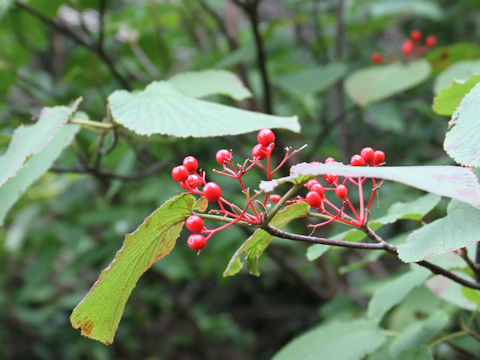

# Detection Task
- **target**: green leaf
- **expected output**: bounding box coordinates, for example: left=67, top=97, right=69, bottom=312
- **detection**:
left=273, top=318, right=386, bottom=360
left=398, top=347, right=433, bottom=360
left=375, top=193, right=441, bottom=224
left=0, top=0, right=12, bottom=21
left=344, top=60, right=431, bottom=107
left=367, top=268, right=430, bottom=323
left=398, top=203, right=480, bottom=263
left=389, top=311, right=448, bottom=357
left=433, top=60, right=480, bottom=94
left=261, top=163, right=480, bottom=209
left=364, top=102, right=404, bottom=134
left=426, top=43, right=480, bottom=75
left=167, top=69, right=252, bottom=101
left=306, top=243, right=329, bottom=261
left=108, top=81, right=300, bottom=137
left=426, top=273, right=479, bottom=310
left=223, top=202, right=309, bottom=277
left=70, top=193, right=196, bottom=344
left=433, top=74, right=480, bottom=115
left=444, top=82, right=480, bottom=167
left=368, top=0, right=443, bottom=20
left=0, top=100, right=80, bottom=187
left=274, top=63, right=347, bottom=99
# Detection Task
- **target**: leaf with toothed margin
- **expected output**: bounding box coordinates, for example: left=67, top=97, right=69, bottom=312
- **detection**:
left=444, top=82, right=480, bottom=167
left=70, top=193, right=196, bottom=345
left=223, top=202, right=309, bottom=277
left=260, top=163, right=480, bottom=208
left=433, top=74, right=480, bottom=115
left=108, top=81, right=300, bottom=137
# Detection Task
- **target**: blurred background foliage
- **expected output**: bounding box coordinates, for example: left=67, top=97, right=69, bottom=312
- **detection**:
left=1, top=0, right=480, bottom=359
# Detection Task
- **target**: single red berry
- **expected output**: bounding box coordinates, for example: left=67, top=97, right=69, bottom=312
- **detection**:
left=179, top=181, right=190, bottom=190
left=425, top=35, right=436, bottom=48
left=311, top=184, right=325, bottom=198
left=410, top=29, right=422, bottom=42
left=305, top=191, right=322, bottom=208
left=203, top=182, right=222, bottom=202
left=216, top=149, right=231, bottom=165
left=186, top=174, right=202, bottom=188
left=183, top=156, right=198, bottom=172
left=324, top=174, right=337, bottom=184
left=373, top=150, right=385, bottom=165
left=360, top=147, right=375, bottom=164
left=325, top=157, right=336, bottom=164
left=402, top=40, right=414, bottom=57
left=335, top=184, right=348, bottom=200
left=186, top=215, right=204, bottom=233
left=269, top=194, right=282, bottom=203
left=172, top=165, right=189, bottom=182
left=187, top=234, right=207, bottom=250
left=371, top=52, right=383, bottom=64
left=252, top=144, right=268, bottom=160
left=305, top=179, right=320, bottom=190
left=350, top=154, right=366, bottom=167
left=257, top=129, right=275, bottom=146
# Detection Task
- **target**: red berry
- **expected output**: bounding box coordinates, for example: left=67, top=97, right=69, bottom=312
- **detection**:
left=373, top=150, right=385, bottom=165
left=324, top=174, right=337, bottom=184
left=257, top=129, right=275, bottom=146
left=311, top=184, right=325, bottom=198
left=187, top=234, right=207, bottom=250
left=335, top=185, right=348, bottom=200
left=203, top=182, right=222, bottom=202
left=216, top=149, right=231, bottom=165
left=402, top=40, right=414, bottom=57
left=179, top=181, right=190, bottom=190
left=305, top=191, right=322, bottom=208
left=350, top=154, right=366, bottom=167
left=425, top=35, right=436, bottom=48
left=410, top=29, right=422, bottom=42
left=269, top=194, right=282, bottom=203
left=371, top=52, right=383, bottom=64
left=305, top=179, right=320, bottom=190
left=325, top=157, right=336, bottom=164
left=183, top=156, right=198, bottom=172
left=360, top=147, right=375, bottom=164
left=186, top=174, right=202, bottom=188
left=186, top=215, right=204, bottom=233
left=172, top=165, right=189, bottom=182
left=252, top=144, right=268, bottom=160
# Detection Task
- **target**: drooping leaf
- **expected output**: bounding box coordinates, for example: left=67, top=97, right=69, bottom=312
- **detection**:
left=389, top=311, right=448, bottom=357
left=273, top=318, right=386, bottom=360
left=274, top=63, right=347, bottom=99
left=367, top=268, right=430, bottom=324
left=433, top=74, right=480, bottom=115
left=260, top=163, right=480, bottom=208
left=223, top=202, right=309, bottom=277
left=70, top=194, right=196, bottom=345
left=426, top=43, right=480, bottom=75
left=344, top=60, right=431, bottom=107
left=167, top=69, right=252, bottom=101
left=398, top=202, right=480, bottom=263
left=426, top=273, right=480, bottom=311
left=444, top=82, right=480, bottom=167
left=0, top=100, right=80, bottom=187
left=108, top=81, right=300, bottom=137
left=433, top=60, right=480, bottom=94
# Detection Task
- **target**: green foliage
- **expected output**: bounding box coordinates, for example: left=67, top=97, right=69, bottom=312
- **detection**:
left=434, top=60, right=480, bottom=94
left=427, top=43, right=480, bottom=75
left=426, top=274, right=480, bottom=311
left=433, top=74, right=480, bottom=115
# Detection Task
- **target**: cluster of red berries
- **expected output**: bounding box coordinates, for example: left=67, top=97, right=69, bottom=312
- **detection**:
left=172, top=129, right=304, bottom=252
left=371, top=30, right=436, bottom=64
left=300, top=147, right=385, bottom=229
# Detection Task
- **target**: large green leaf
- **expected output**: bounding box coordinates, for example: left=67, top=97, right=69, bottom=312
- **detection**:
left=223, top=202, right=309, bottom=277
left=426, top=43, right=480, bottom=75
left=433, top=60, right=480, bottom=94
left=167, top=69, right=252, bottom=101
left=433, top=74, right=480, bottom=115
left=398, top=202, right=480, bottom=263
left=260, top=163, right=480, bottom=208
left=367, top=268, right=430, bottom=323
left=108, top=81, right=300, bottom=137
left=274, top=63, right=347, bottom=99
left=444, top=82, right=480, bottom=167
left=70, top=194, right=196, bottom=344
left=398, top=347, right=433, bottom=360
left=344, top=60, right=431, bottom=107
left=426, top=273, right=479, bottom=311
left=273, top=318, right=386, bottom=360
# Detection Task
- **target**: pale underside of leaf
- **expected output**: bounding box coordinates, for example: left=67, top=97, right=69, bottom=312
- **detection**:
left=426, top=273, right=478, bottom=310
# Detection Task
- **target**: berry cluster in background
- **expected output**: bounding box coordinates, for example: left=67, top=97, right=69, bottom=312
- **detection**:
left=371, top=29, right=436, bottom=64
